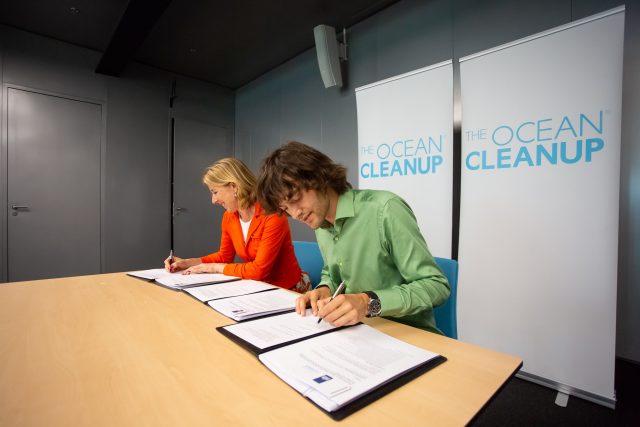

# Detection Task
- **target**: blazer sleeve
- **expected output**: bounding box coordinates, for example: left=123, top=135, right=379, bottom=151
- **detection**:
left=200, top=213, right=237, bottom=264
left=222, top=214, right=288, bottom=280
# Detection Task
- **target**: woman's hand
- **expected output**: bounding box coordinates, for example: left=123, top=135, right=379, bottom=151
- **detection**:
left=164, top=256, right=199, bottom=272
left=183, top=263, right=225, bottom=275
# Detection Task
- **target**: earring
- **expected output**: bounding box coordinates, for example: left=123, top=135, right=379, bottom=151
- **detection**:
left=234, top=192, right=238, bottom=198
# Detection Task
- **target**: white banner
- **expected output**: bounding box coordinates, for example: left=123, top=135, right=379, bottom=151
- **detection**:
left=356, top=62, right=453, bottom=257
left=458, top=7, right=624, bottom=403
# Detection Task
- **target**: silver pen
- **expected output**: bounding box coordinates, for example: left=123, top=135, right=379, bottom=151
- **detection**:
left=317, top=280, right=346, bottom=324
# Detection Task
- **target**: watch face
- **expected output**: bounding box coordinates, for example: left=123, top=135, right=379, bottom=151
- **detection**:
left=368, top=297, right=382, bottom=317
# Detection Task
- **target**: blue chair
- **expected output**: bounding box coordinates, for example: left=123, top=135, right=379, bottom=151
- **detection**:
left=292, top=241, right=324, bottom=288
left=433, top=257, right=459, bottom=339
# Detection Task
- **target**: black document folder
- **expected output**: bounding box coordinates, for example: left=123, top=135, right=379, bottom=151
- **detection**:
left=217, top=312, right=446, bottom=420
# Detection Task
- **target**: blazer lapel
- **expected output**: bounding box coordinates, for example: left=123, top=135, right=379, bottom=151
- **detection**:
left=245, top=202, right=262, bottom=246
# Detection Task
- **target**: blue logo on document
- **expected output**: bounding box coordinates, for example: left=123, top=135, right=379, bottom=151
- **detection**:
left=313, top=375, right=333, bottom=384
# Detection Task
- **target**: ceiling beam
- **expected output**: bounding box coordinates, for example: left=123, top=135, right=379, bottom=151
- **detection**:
left=95, top=0, right=173, bottom=76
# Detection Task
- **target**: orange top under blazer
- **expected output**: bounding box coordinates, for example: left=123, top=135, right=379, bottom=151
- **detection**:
left=200, top=202, right=302, bottom=289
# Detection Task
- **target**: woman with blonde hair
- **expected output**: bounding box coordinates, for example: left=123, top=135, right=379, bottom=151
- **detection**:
left=165, top=157, right=309, bottom=292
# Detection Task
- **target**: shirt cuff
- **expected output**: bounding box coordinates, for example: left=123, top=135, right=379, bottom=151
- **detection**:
left=372, top=288, right=403, bottom=316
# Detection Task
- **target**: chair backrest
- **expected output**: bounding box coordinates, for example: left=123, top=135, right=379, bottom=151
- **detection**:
left=292, top=241, right=324, bottom=288
left=433, top=257, right=459, bottom=339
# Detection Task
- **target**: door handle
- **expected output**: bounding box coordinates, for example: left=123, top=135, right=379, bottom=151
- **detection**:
left=11, top=205, right=30, bottom=210
left=174, top=206, right=187, bottom=215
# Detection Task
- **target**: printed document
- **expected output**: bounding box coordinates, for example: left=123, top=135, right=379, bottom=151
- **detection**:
left=258, top=324, right=441, bottom=412
left=207, top=288, right=298, bottom=321
left=221, top=310, right=339, bottom=350
left=128, top=268, right=237, bottom=289
left=184, top=280, right=276, bottom=302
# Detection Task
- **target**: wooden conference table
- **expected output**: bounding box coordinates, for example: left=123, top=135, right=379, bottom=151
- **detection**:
left=0, top=273, right=521, bottom=426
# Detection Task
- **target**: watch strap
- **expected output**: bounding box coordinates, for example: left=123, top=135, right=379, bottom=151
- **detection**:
left=364, top=291, right=379, bottom=300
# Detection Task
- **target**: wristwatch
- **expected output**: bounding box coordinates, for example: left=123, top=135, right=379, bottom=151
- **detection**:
left=364, top=291, right=382, bottom=318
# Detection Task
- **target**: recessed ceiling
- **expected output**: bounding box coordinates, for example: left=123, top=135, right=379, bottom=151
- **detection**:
left=0, top=0, right=400, bottom=89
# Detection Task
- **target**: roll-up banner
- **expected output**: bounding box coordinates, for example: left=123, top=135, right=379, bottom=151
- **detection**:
left=356, top=61, right=453, bottom=257
left=458, top=7, right=624, bottom=405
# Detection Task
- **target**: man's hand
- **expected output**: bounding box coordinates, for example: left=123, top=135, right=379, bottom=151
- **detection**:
left=295, top=286, right=331, bottom=316
left=316, top=293, right=369, bottom=327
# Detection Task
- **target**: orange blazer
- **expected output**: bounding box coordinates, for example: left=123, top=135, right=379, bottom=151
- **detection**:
left=200, top=202, right=302, bottom=289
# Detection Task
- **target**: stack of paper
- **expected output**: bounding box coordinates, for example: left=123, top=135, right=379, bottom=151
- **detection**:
left=259, top=324, right=443, bottom=415
left=219, top=310, right=338, bottom=352
left=184, top=279, right=277, bottom=302
left=218, top=312, right=445, bottom=420
left=207, top=288, right=298, bottom=321
left=128, top=268, right=238, bottom=290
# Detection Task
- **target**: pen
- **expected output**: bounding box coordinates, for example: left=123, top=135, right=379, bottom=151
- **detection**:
left=317, top=280, right=346, bottom=324
left=169, top=249, right=174, bottom=271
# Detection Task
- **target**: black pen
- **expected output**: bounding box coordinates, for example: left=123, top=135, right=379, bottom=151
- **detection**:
left=317, top=280, right=346, bottom=324
left=168, top=249, right=174, bottom=271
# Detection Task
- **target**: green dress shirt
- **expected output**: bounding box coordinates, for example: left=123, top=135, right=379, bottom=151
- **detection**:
left=315, top=189, right=450, bottom=334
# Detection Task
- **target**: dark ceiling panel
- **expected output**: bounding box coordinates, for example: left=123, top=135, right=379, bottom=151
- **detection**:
left=0, top=0, right=130, bottom=51
left=0, top=0, right=401, bottom=89
left=135, top=0, right=400, bottom=88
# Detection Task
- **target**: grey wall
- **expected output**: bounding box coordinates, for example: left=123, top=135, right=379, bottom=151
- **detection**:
left=0, top=24, right=235, bottom=275
left=103, top=63, right=172, bottom=272
left=234, top=0, right=639, bottom=363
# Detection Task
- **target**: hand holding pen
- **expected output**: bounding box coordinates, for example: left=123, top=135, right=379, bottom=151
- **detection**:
left=317, top=281, right=346, bottom=324
left=164, top=252, right=202, bottom=273
left=164, top=250, right=175, bottom=272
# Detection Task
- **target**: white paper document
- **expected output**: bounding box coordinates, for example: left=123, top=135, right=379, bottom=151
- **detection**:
left=184, top=280, right=277, bottom=302
left=258, top=324, right=441, bottom=412
left=128, top=268, right=238, bottom=289
left=207, top=288, right=298, bottom=321
left=221, top=310, right=339, bottom=350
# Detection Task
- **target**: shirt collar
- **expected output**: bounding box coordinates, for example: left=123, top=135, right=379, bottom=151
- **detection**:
left=335, top=189, right=355, bottom=221
left=321, top=189, right=354, bottom=229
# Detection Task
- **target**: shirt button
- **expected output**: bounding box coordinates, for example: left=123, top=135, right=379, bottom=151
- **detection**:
left=334, top=236, right=338, bottom=241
